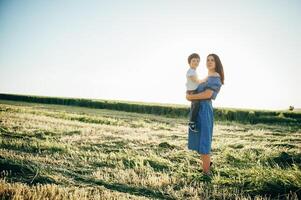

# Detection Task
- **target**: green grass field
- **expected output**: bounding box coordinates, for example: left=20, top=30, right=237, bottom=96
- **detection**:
left=0, top=99, right=300, bottom=200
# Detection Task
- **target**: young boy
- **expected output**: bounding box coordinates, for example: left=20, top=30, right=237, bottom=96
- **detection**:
left=186, top=53, right=207, bottom=132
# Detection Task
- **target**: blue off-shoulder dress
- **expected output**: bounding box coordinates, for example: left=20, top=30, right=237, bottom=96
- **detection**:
left=187, top=76, right=222, bottom=154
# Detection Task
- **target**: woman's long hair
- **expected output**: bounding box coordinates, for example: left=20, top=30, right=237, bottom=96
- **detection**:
left=208, top=54, right=224, bottom=84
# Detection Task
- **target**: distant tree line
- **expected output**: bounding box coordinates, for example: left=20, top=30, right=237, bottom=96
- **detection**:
left=0, top=93, right=300, bottom=125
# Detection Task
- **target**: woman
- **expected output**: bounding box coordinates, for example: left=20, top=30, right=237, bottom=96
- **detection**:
left=186, top=53, right=224, bottom=176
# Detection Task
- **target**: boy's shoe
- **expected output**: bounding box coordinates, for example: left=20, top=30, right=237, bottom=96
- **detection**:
left=188, top=122, right=198, bottom=132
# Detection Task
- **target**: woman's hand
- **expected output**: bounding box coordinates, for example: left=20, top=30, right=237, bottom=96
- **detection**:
left=186, top=93, right=192, bottom=101
left=186, top=89, right=213, bottom=101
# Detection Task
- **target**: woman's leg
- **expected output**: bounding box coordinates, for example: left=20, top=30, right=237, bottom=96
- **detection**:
left=201, top=154, right=211, bottom=173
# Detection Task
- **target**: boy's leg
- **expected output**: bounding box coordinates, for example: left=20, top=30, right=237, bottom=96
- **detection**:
left=190, top=100, right=200, bottom=123
left=187, top=90, right=194, bottom=121
left=189, top=90, right=200, bottom=123
left=187, top=90, right=200, bottom=132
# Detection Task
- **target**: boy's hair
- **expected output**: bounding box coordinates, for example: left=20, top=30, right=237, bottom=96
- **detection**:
left=188, top=53, right=200, bottom=64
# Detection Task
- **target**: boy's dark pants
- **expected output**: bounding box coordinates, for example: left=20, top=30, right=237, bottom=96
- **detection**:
left=187, top=90, right=200, bottom=123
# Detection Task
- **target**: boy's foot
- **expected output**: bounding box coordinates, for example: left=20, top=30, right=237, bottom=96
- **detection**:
left=188, top=122, right=198, bottom=132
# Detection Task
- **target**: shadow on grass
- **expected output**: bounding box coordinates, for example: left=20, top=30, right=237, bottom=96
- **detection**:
left=143, top=159, right=171, bottom=172
left=63, top=170, right=175, bottom=200
left=271, top=143, right=297, bottom=149
left=242, top=179, right=301, bottom=199
left=266, top=152, right=301, bottom=168
left=0, top=139, right=67, bottom=154
left=92, top=161, right=116, bottom=169
left=0, top=126, right=67, bottom=154
left=0, top=156, right=55, bottom=185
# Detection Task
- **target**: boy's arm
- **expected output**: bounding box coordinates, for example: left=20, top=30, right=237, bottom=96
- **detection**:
left=189, top=76, right=208, bottom=84
left=197, top=77, right=208, bottom=84
left=186, top=89, right=213, bottom=100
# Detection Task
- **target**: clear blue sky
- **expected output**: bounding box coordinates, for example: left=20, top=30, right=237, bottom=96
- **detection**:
left=1, top=0, right=300, bottom=110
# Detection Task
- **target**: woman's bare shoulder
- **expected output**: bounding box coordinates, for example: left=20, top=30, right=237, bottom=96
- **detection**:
left=213, top=72, right=220, bottom=77
left=208, top=72, right=220, bottom=78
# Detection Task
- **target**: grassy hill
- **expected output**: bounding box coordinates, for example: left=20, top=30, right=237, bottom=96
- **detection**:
left=0, top=99, right=300, bottom=199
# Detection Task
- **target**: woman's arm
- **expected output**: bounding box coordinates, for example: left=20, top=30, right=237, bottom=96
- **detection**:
left=186, top=89, right=213, bottom=101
